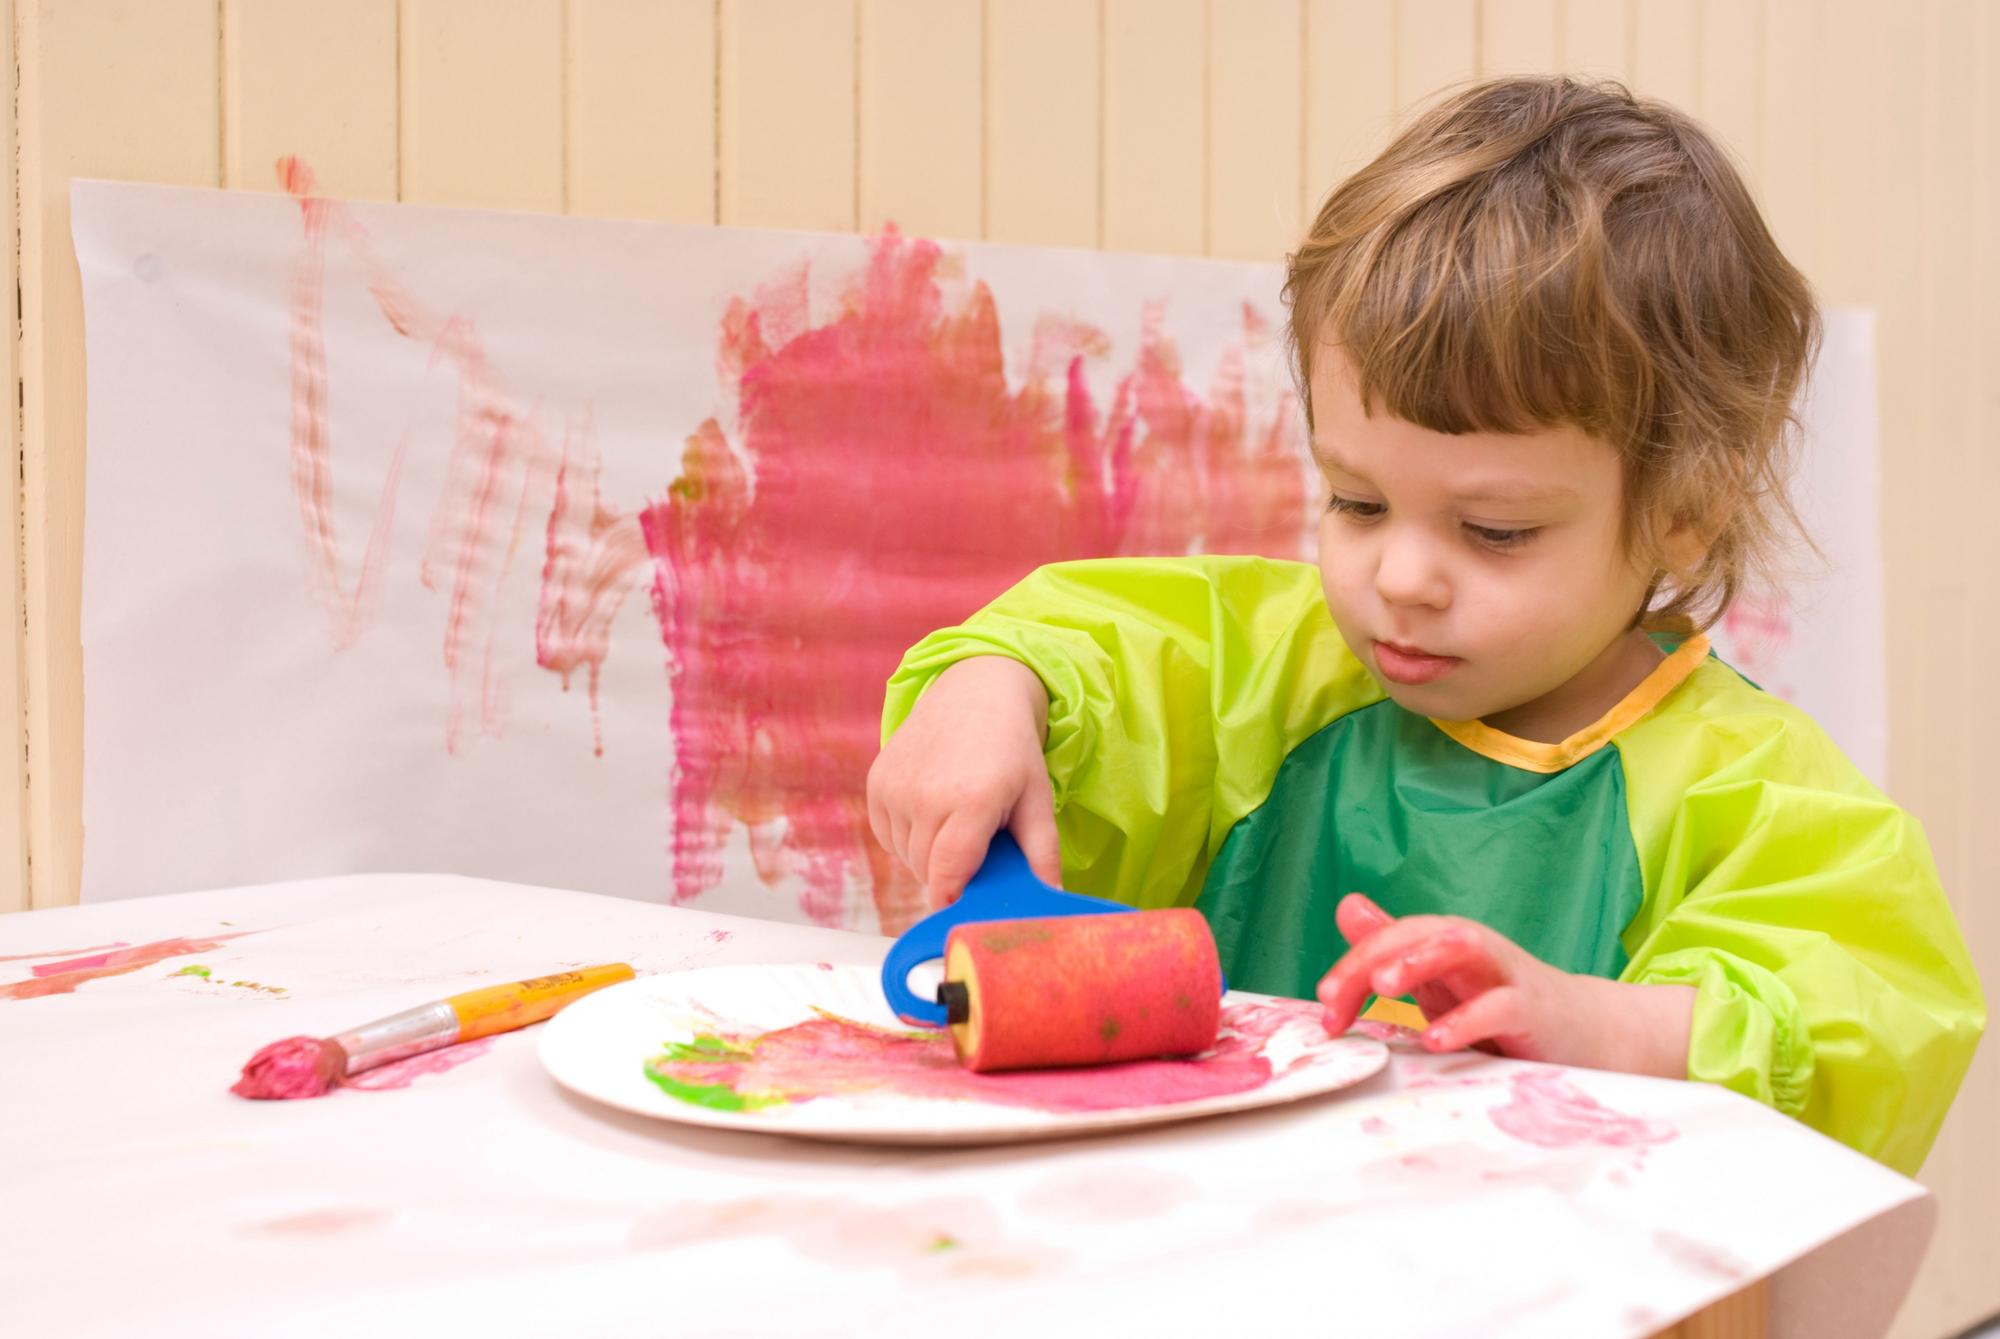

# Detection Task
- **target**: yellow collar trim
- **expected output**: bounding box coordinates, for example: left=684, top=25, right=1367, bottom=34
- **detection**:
left=1428, top=634, right=1711, bottom=774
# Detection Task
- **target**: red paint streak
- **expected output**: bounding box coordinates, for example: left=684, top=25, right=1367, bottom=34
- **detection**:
left=705, top=929, right=733, bottom=944
left=1485, top=1069, right=1676, bottom=1150
left=280, top=157, right=555, bottom=754
left=649, top=997, right=1327, bottom=1114
left=0, top=941, right=129, bottom=964
left=344, top=1037, right=496, bottom=1090
left=640, top=230, right=1305, bottom=929
left=0, top=933, right=257, bottom=1002
left=536, top=411, right=651, bottom=755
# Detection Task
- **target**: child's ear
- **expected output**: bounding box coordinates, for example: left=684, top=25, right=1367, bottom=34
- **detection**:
left=1659, top=502, right=1722, bottom=576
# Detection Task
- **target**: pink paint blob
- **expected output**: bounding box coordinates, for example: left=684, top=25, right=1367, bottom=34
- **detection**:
left=232, top=1035, right=341, bottom=1099
left=1, top=933, right=257, bottom=1002
left=1360, top=1115, right=1391, bottom=1135
left=344, top=1037, right=496, bottom=1090
left=1486, top=1069, right=1677, bottom=1150
left=648, top=998, right=1327, bottom=1115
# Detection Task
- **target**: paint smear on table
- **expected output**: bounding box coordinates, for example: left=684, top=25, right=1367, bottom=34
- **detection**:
left=0, top=941, right=129, bottom=964
left=631, top=1194, right=1063, bottom=1280
left=345, top=1037, right=495, bottom=1090
left=0, top=932, right=258, bottom=1002
left=641, top=997, right=1341, bottom=1114
left=1486, top=1070, right=1676, bottom=1150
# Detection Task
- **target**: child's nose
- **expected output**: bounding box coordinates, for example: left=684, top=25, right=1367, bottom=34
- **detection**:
left=1373, top=528, right=1451, bottom=609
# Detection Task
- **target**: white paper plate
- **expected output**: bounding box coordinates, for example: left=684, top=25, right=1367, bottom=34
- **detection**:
left=540, top=963, right=1389, bottom=1145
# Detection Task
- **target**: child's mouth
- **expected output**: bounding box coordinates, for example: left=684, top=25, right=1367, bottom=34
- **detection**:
left=1372, top=640, right=1462, bottom=686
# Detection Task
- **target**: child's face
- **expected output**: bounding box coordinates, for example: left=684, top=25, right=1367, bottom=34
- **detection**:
left=1309, top=349, right=1657, bottom=728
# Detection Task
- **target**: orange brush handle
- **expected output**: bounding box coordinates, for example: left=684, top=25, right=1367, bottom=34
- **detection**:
left=445, top=963, right=634, bottom=1041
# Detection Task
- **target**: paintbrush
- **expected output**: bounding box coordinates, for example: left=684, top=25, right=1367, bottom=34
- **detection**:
left=231, top=963, right=634, bottom=1099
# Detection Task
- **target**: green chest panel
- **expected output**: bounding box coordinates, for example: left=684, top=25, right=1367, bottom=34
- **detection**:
left=1194, top=700, right=1645, bottom=1000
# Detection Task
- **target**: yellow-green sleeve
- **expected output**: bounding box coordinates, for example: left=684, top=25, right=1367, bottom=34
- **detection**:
left=881, top=555, right=1380, bottom=909
left=1617, top=688, right=1986, bottom=1174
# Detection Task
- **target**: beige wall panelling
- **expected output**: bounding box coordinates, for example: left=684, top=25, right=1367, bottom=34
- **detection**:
left=1895, top=6, right=1996, bottom=1334
left=1303, top=0, right=1396, bottom=217
left=2, top=0, right=25, bottom=915
left=223, top=0, right=399, bottom=199
left=1630, top=0, right=1698, bottom=110
left=720, top=0, right=857, bottom=231
left=1393, top=0, right=1478, bottom=121
left=1102, top=0, right=1206, bottom=256
left=859, top=0, right=982, bottom=239
left=401, top=0, right=565, bottom=210
left=1695, top=0, right=1761, bottom=181
left=1756, top=0, right=1822, bottom=285
left=1208, top=0, right=1304, bottom=262
left=567, top=0, right=717, bottom=223
left=1561, top=0, right=1633, bottom=82
left=17, top=0, right=221, bottom=910
left=1480, top=0, right=1559, bottom=77
left=985, top=0, right=1100, bottom=248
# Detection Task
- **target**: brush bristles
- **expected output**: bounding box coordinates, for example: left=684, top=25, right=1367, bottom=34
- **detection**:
left=230, top=1035, right=348, bottom=1100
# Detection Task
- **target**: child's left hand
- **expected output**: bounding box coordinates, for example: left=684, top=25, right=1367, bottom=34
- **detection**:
left=1316, top=893, right=1694, bottom=1078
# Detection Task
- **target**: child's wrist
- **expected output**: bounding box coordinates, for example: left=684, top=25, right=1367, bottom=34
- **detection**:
left=1572, top=976, right=1695, bottom=1079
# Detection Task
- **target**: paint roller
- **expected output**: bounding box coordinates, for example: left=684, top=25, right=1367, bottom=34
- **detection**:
left=880, top=834, right=1226, bottom=1073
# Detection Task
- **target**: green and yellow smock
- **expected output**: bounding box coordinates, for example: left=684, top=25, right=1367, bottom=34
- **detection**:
left=883, top=555, right=1985, bottom=1174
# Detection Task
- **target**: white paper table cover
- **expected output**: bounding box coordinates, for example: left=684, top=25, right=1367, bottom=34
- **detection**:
left=0, top=875, right=1932, bottom=1338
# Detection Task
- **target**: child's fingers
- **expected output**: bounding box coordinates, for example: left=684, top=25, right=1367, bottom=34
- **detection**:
left=904, top=813, right=943, bottom=902
left=1006, top=779, right=1064, bottom=888
left=1368, top=927, right=1503, bottom=999
left=1315, top=918, right=1449, bottom=1031
left=1419, top=986, right=1527, bottom=1054
left=1335, top=892, right=1395, bottom=945
left=923, top=809, right=998, bottom=906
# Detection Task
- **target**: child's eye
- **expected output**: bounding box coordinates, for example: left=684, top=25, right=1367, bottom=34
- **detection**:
left=1465, top=523, right=1539, bottom=550
left=1326, top=495, right=1385, bottom=520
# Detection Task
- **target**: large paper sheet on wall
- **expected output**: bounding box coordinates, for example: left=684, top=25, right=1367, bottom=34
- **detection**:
left=72, top=175, right=1885, bottom=931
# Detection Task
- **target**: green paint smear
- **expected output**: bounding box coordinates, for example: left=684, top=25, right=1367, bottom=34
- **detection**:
left=642, top=1067, right=786, bottom=1113
left=928, top=1234, right=960, bottom=1253
left=173, top=965, right=211, bottom=978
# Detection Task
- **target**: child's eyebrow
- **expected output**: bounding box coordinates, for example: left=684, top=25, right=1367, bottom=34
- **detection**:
left=1313, top=444, right=1578, bottom=507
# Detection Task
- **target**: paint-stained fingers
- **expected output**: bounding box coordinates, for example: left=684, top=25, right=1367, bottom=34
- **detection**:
left=1419, top=986, right=1528, bottom=1054
left=1369, top=928, right=1505, bottom=1000
left=1315, top=917, right=1465, bottom=1032
left=1335, top=892, right=1395, bottom=945
left=924, top=809, right=997, bottom=907
left=1006, top=776, right=1063, bottom=888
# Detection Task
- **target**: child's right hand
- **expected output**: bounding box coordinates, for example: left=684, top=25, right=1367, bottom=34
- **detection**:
left=867, top=656, right=1062, bottom=909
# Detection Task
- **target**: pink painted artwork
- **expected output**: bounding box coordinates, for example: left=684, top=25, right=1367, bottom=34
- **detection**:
left=1486, top=1069, right=1676, bottom=1151
left=262, top=160, right=1306, bottom=933
left=643, top=998, right=1332, bottom=1116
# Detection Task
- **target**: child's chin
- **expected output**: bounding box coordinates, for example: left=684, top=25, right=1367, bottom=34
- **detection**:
left=1373, top=677, right=1475, bottom=721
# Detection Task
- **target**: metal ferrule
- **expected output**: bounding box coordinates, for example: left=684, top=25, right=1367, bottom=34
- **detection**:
left=330, top=1000, right=461, bottom=1074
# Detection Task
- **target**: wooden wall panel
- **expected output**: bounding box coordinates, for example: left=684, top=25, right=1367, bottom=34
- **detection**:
left=400, top=0, right=565, bottom=210
left=567, top=0, right=717, bottom=223
left=1102, top=0, right=1206, bottom=256
left=1303, top=0, right=1396, bottom=217
left=1208, top=0, right=1304, bottom=262
left=1562, top=0, right=1633, bottom=82
left=16, top=0, right=220, bottom=911
left=859, top=0, right=982, bottom=239
left=1481, top=0, right=1560, bottom=78
left=985, top=0, right=1100, bottom=247
left=2, top=0, right=24, bottom=915
left=719, top=0, right=857, bottom=231
left=1631, top=0, right=1699, bottom=109
left=1393, top=0, right=1477, bottom=119
left=223, top=0, right=398, bottom=199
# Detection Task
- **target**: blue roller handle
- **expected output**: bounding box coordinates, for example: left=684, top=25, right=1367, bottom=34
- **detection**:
left=880, top=832, right=1131, bottom=1027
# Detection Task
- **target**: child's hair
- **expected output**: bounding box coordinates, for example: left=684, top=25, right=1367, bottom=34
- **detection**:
left=1284, top=75, right=1821, bottom=632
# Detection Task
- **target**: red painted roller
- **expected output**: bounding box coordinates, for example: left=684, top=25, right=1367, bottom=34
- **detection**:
left=939, top=909, right=1223, bottom=1073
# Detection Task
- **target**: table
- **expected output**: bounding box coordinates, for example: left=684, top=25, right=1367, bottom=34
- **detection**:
left=1, top=875, right=1934, bottom=1338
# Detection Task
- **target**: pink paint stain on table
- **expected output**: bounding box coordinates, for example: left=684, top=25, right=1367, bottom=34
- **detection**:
left=1, top=933, right=258, bottom=1002
left=345, top=1037, right=496, bottom=1091
left=0, top=942, right=129, bottom=964
left=645, top=997, right=1330, bottom=1115
left=1486, top=1069, right=1676, bottom=1150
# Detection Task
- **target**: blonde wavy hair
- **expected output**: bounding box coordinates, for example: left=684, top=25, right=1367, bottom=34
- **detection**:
left=1285, top=76, right=1821, bottom=633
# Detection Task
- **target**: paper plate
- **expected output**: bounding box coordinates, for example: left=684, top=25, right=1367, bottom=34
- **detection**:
left=540, top=963, right=1389, bottom=1146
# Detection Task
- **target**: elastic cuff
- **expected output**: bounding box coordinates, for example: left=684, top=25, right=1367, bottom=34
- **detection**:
left=1632, top=948, right=1815, bottom=1117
